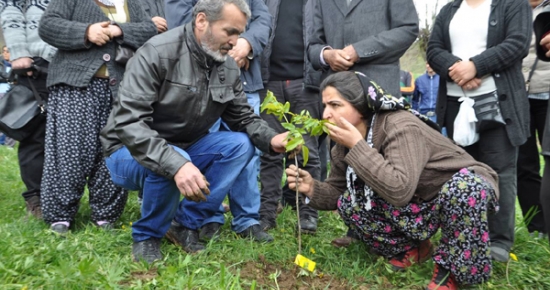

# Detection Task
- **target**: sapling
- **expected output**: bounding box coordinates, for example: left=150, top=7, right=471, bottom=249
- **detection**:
left=260, top=90, right=329, bottom=261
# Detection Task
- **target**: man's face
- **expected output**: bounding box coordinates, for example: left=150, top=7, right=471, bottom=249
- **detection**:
left=2, top=47, right=9, bottom=61
left=196, top=4, right=247, bottom=62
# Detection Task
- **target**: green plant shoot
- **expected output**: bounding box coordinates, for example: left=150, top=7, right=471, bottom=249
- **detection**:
left=260, top=90, right=330, bottom=166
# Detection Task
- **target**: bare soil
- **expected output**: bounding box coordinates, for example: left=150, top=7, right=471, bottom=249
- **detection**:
left=237, top=255, right=374, bottom=289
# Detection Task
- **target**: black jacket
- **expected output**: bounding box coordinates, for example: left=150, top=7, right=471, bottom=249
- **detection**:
left=100, top=23, right=278, bottom=178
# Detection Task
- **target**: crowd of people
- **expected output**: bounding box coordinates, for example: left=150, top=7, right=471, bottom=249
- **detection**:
left=0, top=0, right=549, bottom=289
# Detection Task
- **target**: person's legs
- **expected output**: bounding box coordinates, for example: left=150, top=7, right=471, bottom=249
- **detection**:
left=41, top=86, right=97, bottom=226
left=17, top=75, right=47, bottom=218
left=201, top=92, right=263, bottom=233
left=105, top=146, right=181, bottom=262
left=467, top=127, right=517, bottom=258
left=517, top=99, right=547, bottom=233
left=18, top=117, right=45, bottom=218
left=281, top=83, right=321, bottom=230
left=434, top=168, right=496, bottom=285
left=86, top=79, right=128, bottom=225
left=541, top=156, right=550, bottom=244
left=177, top=132, right=255, bottom=230
left=106, top=146, right=181, bottom=241
left=259, top=81, right=286, bottom=228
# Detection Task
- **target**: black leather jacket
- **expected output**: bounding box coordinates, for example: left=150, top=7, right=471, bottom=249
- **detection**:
left=100, top=23, right=278, bottom=179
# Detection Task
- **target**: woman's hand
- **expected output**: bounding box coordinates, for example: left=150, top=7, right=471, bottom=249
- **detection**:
left=286, top=164, right=314, bottom=198
left=108, top=24, right=123, bottom=38
left=325, top=117, right=363, bottom=149
left=152, top=16, right=167, bottom=33
left=461, top=77, right=482, bottom=91
left=87, top=21, right=111, bottom=46
left=449, top=60, right=477, bottom=86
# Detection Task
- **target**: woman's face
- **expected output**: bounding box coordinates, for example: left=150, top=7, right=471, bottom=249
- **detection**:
left=322, top=86, right=364, bottom=128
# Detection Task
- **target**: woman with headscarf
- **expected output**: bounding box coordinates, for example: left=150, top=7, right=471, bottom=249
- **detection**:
left=286, top=71, right=499, bottom=290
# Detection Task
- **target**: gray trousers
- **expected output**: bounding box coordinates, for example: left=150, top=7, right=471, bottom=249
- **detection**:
left=446, top=97, right=518, bottom=251
left=259, top=79, right=321, bottom=222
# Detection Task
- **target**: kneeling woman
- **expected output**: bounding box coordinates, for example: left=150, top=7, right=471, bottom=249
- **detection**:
left=287, top=71, right=499, bottom=290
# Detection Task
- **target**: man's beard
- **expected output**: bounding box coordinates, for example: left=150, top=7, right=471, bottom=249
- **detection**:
left=200, top=28, right=231, bottom=62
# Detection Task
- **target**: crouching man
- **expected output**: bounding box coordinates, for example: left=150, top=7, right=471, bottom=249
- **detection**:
left=100, top=0, right=287, bottom=263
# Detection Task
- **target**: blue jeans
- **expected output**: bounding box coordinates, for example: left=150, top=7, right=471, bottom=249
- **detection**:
left=203, top=92, right=262, bottom=232
left=105, top=131, right=255, bottom=242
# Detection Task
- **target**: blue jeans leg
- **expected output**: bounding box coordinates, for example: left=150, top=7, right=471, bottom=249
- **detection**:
left=201, top=92, right=262, bottom=233
left=177, top=131, right=255, bottom=230
left=105, top=146, right=186, bottom=242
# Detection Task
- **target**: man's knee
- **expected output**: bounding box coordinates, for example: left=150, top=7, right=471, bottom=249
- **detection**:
left=224, top=133, right=255, bottom=161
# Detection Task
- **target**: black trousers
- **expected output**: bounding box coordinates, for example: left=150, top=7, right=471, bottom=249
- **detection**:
left=16, top=58, right=49, bottom=200
left=540, top=156, right=550, bottom=243
left=517, top=98, right=547, bottom=233
left=259, top=79, right=321, bottom=222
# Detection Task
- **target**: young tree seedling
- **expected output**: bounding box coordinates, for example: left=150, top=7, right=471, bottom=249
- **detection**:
left=260, top=90, right=330, bottom=272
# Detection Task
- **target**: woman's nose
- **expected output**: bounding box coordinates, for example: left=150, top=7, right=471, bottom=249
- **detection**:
left=322, top=108, right=330, bottom=120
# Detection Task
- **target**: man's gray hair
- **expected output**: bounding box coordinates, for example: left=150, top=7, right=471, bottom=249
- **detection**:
left=192, top=0, right=251, bottom=23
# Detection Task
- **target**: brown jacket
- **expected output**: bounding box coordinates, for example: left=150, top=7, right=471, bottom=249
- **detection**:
left=309, top=110, right=499, bottom=209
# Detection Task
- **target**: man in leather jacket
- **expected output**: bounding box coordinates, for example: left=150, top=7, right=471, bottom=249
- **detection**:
left=100, top=0, right=288, bottom=263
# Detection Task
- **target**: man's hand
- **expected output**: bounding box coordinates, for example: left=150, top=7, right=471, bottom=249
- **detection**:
left=323, top=49, right=354, bottom=72
left=228, top=38, right=252, bottom=63
left=270, top=132, right=289, bottom=153
left=152, top=16, right=167, bottom=33
left=174, top=162, right=210, bottom=202
left=87, top=21, right=111, bottom=46
left=325, top=117, right=363, bottom=149
left=461, top=77, right=482, bottom=91
left=449, top=60, right=477, bottom=86
left=11, top=57, right=34, bottom=76
left=342, top=45, right=359, bottom=63
left=236, top=58, right=250, bottom=70
left=541, top=31, right=550, bottom=57
left=285, top=164, right=314, bottom=198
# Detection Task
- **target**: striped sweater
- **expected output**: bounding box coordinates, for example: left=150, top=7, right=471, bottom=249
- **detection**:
left=0, top=0, right=57, bottom=61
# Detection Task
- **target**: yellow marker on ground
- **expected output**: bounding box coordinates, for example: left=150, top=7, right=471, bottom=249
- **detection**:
left=294, top=254, right=316, bottom=272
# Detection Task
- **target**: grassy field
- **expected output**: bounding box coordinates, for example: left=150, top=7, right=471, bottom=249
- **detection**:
left=0, top=144, right=549, bottom=290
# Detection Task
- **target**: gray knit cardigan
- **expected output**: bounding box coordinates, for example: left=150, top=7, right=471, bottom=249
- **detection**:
left=38, top=0, right=157, bottom=97
left=427, top=0, right=532, bottom=147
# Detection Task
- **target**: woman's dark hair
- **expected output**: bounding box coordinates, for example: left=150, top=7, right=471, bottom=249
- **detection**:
left=320, top=71, right=371, bottom=119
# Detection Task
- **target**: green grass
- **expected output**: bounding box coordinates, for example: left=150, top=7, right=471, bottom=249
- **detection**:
left=0, top=145, right=549, bottom=289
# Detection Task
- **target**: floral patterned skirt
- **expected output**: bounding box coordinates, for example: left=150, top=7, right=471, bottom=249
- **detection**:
left=337, top=168, right=499, bottom=285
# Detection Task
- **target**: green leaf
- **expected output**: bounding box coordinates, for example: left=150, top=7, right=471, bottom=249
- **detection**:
left=286, top=137, right=304, bottom=151
left=281, top=123, right=296, bottom=131
left=283, top=102, right=291, bottom=113
left=302, top=145, right=309, bottom=166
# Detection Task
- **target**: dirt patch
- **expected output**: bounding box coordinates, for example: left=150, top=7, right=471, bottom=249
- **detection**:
left=237, top=255, right=370, bottom=289
left=118, top=267, right=158, bottom=286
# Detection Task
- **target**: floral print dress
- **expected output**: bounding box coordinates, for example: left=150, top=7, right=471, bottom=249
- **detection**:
left=336, top=115, right=499, bottom=285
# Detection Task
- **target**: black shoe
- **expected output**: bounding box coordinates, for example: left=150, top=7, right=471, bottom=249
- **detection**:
left=51, top=223, right=69, bottom=235
left=259, top=218, right=276, bottom=231
left=25, top=195, right=42, bottom=220
left=165, top=221, right=205, bottom=253
left=238, top=224, right=274, bottom=243
left=199, top=222, right=222, bottom=242
left=297, top=216, right=317, bottom=234
left=132, top=238, right=162, bottom=263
